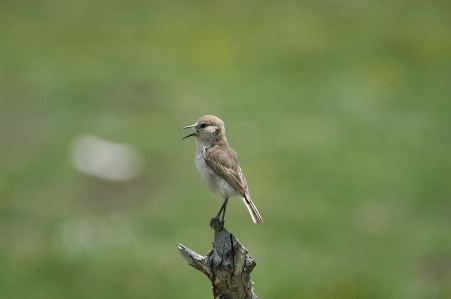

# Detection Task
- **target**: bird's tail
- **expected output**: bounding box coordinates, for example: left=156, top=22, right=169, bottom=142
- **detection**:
left=242, top=197, right=263, bottom=224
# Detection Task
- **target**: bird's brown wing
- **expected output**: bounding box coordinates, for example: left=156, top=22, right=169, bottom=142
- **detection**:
left=204, top=144, right=249, bottom=197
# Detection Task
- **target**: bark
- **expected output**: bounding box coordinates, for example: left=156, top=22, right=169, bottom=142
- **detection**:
left=178, top=221, right=260, bottom=299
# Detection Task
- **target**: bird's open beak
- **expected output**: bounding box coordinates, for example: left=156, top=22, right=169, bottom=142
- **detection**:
left=179, top=124, right=197, bottom=140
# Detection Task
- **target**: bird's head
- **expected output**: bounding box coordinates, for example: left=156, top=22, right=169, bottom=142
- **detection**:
left=180, top=115, right=226, bottom=142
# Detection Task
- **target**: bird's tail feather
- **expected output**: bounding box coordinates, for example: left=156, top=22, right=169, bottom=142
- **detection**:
left=242, top=197, right=263, bottom=224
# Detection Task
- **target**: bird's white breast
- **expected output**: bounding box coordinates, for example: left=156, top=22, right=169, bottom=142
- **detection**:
left=194, top=144, right=239, bottom=199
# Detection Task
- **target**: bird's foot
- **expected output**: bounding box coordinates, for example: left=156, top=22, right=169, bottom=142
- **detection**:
left=210, top=216, right=224, bottom=231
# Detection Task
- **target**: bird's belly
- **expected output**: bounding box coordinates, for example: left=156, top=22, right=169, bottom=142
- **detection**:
left=195, top=154, right=239, bottom=199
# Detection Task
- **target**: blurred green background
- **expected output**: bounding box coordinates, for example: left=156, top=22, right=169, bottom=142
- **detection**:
left=2, top=1, right=451, bottom=298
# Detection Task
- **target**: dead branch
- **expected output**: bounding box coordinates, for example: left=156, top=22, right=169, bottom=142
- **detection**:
left=178, top=223, right=260, bottom=299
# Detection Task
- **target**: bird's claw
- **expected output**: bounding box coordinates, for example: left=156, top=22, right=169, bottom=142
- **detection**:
left=210, top=216, right=224, bottom=231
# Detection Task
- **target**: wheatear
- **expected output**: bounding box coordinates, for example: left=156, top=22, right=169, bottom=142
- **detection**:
left=180, top=115, right=263, bottom=229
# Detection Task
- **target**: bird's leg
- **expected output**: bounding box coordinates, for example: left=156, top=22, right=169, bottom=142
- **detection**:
left=210, top=198, right=229, bottom=230
left=221, top=198, right=229, bottom=222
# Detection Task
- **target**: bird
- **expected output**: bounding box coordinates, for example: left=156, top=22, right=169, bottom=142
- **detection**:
left=180, top=115, right=263, bottom=229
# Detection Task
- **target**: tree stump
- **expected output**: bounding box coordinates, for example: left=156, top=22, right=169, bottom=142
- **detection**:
left=178, top=222, right=260, bottom=299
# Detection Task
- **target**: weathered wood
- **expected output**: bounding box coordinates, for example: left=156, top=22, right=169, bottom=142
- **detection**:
left=178, top=222, right=260, bottom=299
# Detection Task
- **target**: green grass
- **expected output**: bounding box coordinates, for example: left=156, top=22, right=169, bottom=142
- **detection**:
left=2, top=1, right=451, bottom=298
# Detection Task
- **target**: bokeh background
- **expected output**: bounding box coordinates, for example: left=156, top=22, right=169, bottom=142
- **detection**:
left=2, top=1, right=451, bottom=298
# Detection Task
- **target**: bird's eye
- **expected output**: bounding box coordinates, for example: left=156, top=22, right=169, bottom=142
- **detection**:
left=199, top=123, right=207, bottom=128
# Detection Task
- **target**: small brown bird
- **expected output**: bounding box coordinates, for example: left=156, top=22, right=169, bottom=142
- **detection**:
left=180, top=115, right=263, bottom=228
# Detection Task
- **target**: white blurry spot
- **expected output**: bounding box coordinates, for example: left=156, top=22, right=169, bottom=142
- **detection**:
left=60, top=217, right=95, bottom=255
left=71, top=135, right=143, bottom=181
left=57, top=215, right=134, bottom=257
